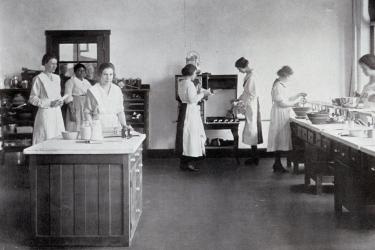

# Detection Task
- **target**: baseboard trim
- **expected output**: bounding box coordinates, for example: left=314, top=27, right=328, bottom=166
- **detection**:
left=146, top=148, right=285, bottom=158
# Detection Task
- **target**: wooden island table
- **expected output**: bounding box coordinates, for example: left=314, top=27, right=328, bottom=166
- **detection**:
left=23, top=133, right=145, bottom=247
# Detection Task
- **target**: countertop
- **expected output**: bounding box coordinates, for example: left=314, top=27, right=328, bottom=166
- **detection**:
left=23, top=133, right=146, bottom=155
left=290, top=117, right=375, bottom=151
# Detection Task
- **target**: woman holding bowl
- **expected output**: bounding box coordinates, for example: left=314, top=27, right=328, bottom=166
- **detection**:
left=267, top=66, right=306, bottom=173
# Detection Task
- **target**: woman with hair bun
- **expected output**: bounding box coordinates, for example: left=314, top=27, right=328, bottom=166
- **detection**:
left=358, top=54, right=375, bottom=106
left=29, top=54, right=65, bottom=144
left=235, top=57, right=263, bottom=166
left=267, top=66, right=306, bottom=173
left=175, top=64, right=211, bottom=172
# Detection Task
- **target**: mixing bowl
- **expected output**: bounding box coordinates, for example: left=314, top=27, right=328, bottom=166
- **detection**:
left=62, top=131, right=79, bottom=140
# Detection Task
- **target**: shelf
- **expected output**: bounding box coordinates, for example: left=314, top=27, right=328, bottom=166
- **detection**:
left=124, top=99, right=145, bottom=102
left=0, top=88, right=31, bottom=93
left=125, top=109, right=144, bottom=112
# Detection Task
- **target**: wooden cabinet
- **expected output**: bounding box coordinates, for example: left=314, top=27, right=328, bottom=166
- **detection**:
left=0, top=88, right=36, bottom=163
left=28, top=144, right=144, bottom=247
left=122, top=85, right=149, bottom=150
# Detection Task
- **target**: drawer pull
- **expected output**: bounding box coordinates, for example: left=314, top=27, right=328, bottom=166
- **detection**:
left=334, top=149, right=338, bottom=153
left=371, top=167, right=375, bottom=172
left=130, top=158, right=136, bottom=162
left=351, top=157, right=355, bottom=161
left=341, top=153, right=345, bottom=157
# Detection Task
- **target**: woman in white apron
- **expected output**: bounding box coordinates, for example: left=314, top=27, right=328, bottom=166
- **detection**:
left=84, top=63, right=128, bottom=130
left=64, top=63, right=92, bottom=132
left=358, top=54, right=375, bottom=108
left=175, top=64, right=211, bottom=172
left=235, top=57, right=263, bottom=166
left=267, top=66, right=306, bottom=173
left=29, top=54, right=65, bottom=144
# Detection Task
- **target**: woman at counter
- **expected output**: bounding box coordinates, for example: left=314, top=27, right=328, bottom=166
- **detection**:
left=235, top=57, right=263, bottom=165
left=29, top=54, right=65, bottom=144
left=358, top=54, right=375, bottom=106
left=64, top=63, right=92, bottom=132
left=84, top=62, right=128, bottom=130
left=267, top=66, right=306, bottom=173
left=175, top=64, right=211, bottom=172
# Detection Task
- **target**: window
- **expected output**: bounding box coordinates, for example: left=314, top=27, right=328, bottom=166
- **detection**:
left=45, top=30, right=110, bottom=80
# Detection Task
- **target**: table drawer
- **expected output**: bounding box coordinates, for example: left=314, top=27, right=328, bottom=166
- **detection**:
left=349, top=148, right=361, bottom=165
left=321, top=137, right=331, bottom=153
left=315, top=133, right=322, bottom=147
left=332, top=142, right=349, bottom=165
left=307, top=130, right=314, bottom=144
left=300, top=127, right=308, bottom=141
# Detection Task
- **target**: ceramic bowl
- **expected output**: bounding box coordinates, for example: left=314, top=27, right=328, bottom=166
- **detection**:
left=62, top=131, right=79, bottom=140
left=293, top=107, right=311, bottom=117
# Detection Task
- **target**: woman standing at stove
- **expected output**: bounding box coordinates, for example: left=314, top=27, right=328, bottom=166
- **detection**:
left=175, top=64, right=211, bottom=172
left=235, top=57, right=263, bottom=165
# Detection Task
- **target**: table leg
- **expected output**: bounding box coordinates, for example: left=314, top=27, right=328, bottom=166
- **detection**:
left=231, top=126, right=240, bottom=165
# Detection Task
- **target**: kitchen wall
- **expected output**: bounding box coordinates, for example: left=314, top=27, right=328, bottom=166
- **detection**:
left=0, top=0, right=356, bottom=149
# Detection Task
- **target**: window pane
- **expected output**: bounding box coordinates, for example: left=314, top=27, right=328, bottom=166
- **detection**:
left=59, top=44, right=76, bottom=61
left=78, top=43, right=97, bottom=61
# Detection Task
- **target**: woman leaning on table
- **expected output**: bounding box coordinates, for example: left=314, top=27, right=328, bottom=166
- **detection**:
left=84, top=62, right=129, bottom=129
left=29, top=54, right=65, bottom=145
left=267, top=66, right=306, bottom=173
left=234, top=57, right=263, bottom=166
left=175, top=64, right=211, bottom=172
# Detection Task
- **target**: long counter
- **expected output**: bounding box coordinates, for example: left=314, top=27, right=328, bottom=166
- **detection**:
left=23, top=134, right=146, bottom=247
left=290, top=117, right=375, bottom=223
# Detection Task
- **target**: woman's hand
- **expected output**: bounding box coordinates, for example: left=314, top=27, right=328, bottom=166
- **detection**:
left=50, top=99, right=63, bottom=108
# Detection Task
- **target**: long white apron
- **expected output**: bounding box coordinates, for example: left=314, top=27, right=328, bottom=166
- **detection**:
left=183, top=103, right=206, bottom=157
left=267, top=81, right=292, bottom=152
left=88, top=84, right=121, bottom=129
left=240, top=73, right=258, bottom=145
left=31, top=73, right=65, bottom=145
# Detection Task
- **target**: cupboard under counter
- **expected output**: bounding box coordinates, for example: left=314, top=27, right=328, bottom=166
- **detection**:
left=23, top=135, right=145, bottom=247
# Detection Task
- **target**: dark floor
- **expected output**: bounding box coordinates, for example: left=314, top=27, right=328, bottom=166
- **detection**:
left=1, top=153, right=375, bottom=250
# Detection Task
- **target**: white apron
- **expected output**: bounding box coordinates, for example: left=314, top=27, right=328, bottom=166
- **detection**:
left=182, top=103, right=206, bottom=157
left=86, top=84, right=121, bottom=129
left=267, top=81, right=292, bottom=152
left=30, top=73, right=65, bottom=145
left=239, top=72, right=258, bottom=145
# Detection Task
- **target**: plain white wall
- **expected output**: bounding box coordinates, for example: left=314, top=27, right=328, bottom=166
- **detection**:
left=0, top=0, right=354, bottom=149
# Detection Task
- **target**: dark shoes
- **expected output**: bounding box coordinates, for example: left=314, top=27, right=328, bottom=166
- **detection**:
left=244, top=157, right=259, bottom=166
left=180, top=163, right=199, bottom=172
left=273, top=163, right=288, bottom=173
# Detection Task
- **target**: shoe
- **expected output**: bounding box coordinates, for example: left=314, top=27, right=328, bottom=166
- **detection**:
left=187, top=164, right=199, bottom=172
left=244, top=158, right=259, bottom=166
left=273, top=163, right=288, bottom=173
left=180, top=163, right=188, bottom=171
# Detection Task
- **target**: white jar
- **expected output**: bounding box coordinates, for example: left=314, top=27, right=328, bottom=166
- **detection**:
left=90, top=120, right=103, bottom=141
left=80, top=121, right=91, bottom=140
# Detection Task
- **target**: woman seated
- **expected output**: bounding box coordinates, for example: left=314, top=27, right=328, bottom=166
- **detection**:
left=64, top=63, right=92, bottom=132
left=84, top=63, right=129, bottom=130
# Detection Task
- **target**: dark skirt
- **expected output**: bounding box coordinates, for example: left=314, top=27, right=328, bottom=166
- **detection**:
left=256, top=98, right=264, bottom=144
left=175, top=103, right=187, bottom=157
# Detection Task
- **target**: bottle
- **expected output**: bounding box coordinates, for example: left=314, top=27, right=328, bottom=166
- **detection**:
left=90, top=119, right=103, bottom=141
left=80, top=121, right=91, bottom=140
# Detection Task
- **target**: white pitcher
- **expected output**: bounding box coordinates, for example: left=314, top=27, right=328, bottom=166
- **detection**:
left=80, top=121, right=91, bottom=140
